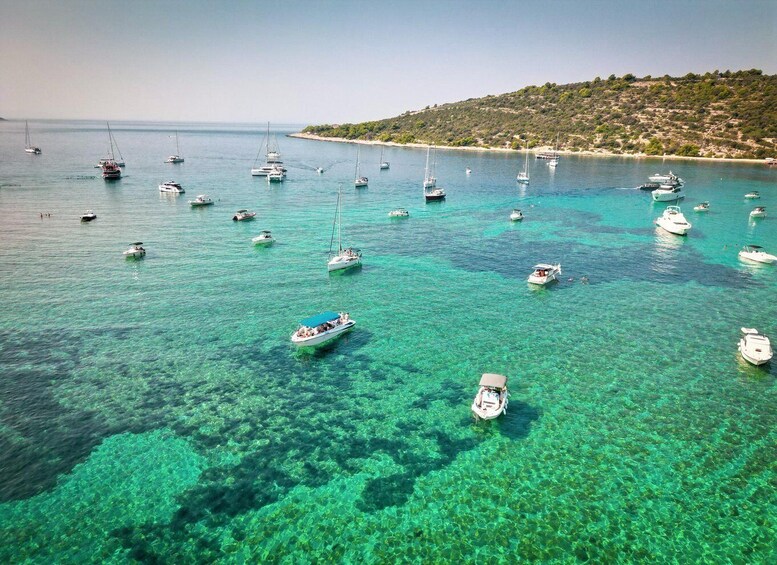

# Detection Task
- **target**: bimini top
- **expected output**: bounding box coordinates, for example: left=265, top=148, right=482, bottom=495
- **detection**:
left=479, top=373, right=507, bottom=389
left=299, top=311, right=340, bottom=328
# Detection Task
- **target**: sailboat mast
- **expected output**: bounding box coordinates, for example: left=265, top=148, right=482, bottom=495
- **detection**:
left=424, top=146, right=430, bottom=183
left=25, top=121, right=30, bottom=147
left=337, top=184, right=343, bottom=252
left=107, top=122, right=115, bottom=159
left=176, top=131, right=181, bottom=155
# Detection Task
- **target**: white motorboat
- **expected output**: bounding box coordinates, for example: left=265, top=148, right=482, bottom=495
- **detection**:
left=465, top=167, right=472, bottom=175
left=750, top=206, right=767, bottom=218
left=189, top=194, right=214, bottom=207
left=693, top=201, right=710, bottom=212
left=165, top=130, right=184, bottom=163
left=655, top=205, right=692, bottom=235
left=471, top=373, right=509, bottom=420
left=159, top=180, right=185, bottom=193
left=233, top=209, right=256, bottom=221
left=528, top=263, right=561, bottom=285
left=252, top=230, right=275, bottom=245
left=744, top=191, right=760, bottom=199
left=123, top=242, right=146, bottom=258
left=649, top=171, right=683, bottom=184
left=425, top=188, right=446, bottom=202
left=328, top=185, right=362, bottom=272
left=24, top=121, right=42, bottom=154
left=510, top=209, right=524, bottom=221
left=267, top=166, right=286, bottom=182
left=388, top=208, right=409, bottom=217
left=651, top=186, right=685, bottom=201
left=315, top=167, right=324, bottom=174
left=80, top=210, right=97, bottom=222
left=738, top=244, right=777, bottom=264
left=291, top=311, right=355, bottom=347
left=738, top=328, right=773, bottom=366
left=354, top=147, right=368, bottom=187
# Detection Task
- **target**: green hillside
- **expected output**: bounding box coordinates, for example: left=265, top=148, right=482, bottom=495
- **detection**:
left=304, top=69, right=776, bottom=159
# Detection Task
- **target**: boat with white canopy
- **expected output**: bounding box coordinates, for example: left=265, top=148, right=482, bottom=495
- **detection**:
left=159, top=180, right=185, bottom=193
left=291, top=311, right=355, bottom=347
left=655, top=205, right=691, bottom=235
left=471, top=373, right=509, bottom=420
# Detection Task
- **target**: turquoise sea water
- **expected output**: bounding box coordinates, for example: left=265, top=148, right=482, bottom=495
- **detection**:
left=0, top=120, right=775, bottom=563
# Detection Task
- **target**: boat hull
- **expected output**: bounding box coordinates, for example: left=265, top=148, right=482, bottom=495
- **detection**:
left=652, top=190, right=685, bottom=202
left=291, top=320, right=355, bottom=347
left=327, top=256, right=361, bottom=272
left=738, top=251, right=777, bottom=264
left=739, top=341, right=772, bottom=365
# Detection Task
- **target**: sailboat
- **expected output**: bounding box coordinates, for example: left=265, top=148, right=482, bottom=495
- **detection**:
left=379, top=147, right=389, bottom=170
left=165, top=131, right=184, bottom=163
left=548, top=134, right=559, bottom=169
left=423, top=146, right=445, bottom=201
left=328, top=185, right=362, bottom=272
left=251, top=122, right=287, bottom=176
left=354, top=147, right=368, bottom=187
left=516, top=139, right=529, bottom=183
left=24, top=121, right=41, bottom=154
left=98, top=122, right=125, bottom=167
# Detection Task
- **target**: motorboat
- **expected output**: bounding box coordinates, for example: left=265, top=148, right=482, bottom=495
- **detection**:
left=744, top=191, right=760, bottom=199
left=471, top=373, right=509, bottom=420
left=693, top=201, right=710, bottom=212
left=166, top=130, right=184, bottom=163
left=655, top=205, right=692, bottom=235
left=738, top=244, right=777, bottom=264
left=651, top=186, right=685, bottom=201
left=750, top=207, right=767, bottom=218
left=510, top=209, right=524, bottom=221
left=233, top=209, right=256, bottom=221
left=24, top=121, right=41, bottom=154
left=291, top=311, right=355, bottom=347
left=465, top=167, right=472, bottom=175
left=388, top=208, right=409, bottom=217
left=528, top=263, right=561, bottom=285
left=315, top=167, right=324, bottom=174
left=738, top=328, right=773, bottom=366
left=101, top=159, right=121, bottom=180
left=648, top=171, right=683, bottom=184
left=267, top=166, right=286, bottom=182
left=252, top=230, right=275, bottom=245
left=80, top=210, right=97, bottom=222
left=123, top=242, right=146, bottom=258
left=328, top=185, right=362, bottom=272
left=189, top=194, right=214, bottom=207
left=159, top=180, right=185, bottom=193
left=424, top=188, right=446, bottom=202
left=638, top=182, right=661, bottom=191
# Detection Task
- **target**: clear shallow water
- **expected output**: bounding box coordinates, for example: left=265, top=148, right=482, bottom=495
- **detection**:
left=0, top=120, right=775, bottom=562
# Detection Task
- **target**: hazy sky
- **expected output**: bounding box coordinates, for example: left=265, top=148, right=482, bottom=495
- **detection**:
left=1, top=0, right=775, bottom=124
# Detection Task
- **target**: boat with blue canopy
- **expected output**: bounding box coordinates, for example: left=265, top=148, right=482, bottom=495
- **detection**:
left=291, top=311, right=355, bottom=347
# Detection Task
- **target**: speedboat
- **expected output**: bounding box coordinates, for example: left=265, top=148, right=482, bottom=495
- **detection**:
left=655, top=205, right=692, bottom=235
left=80, top=210, right=97, bottom=222
left=252, top=230, right=274, bottom=245
left=291, top=311, right=355, bottom=347
left=750, top=207, right=767, bottom=218
left=354, top=176, right=368, bottom=188
left=528, top=263, right=561, bottom=285
left=738, top=244, right=777, bottom=264
left=101, top=160, right=121, bottom=180
left=189, top=194, right=213, bottom=207
left=123, top=242, right=146, bottom=258
left=267, top=166, right=286, bottom=182
left=651, top=186, right=685, bottom=202
left=165, top=155, right=184, bottom=164
left=471, top=373, right=509, bottom=420
left=744, top=191, right=760, bottom=199
left=159, top=180, right=184, bottom=193
left=424, top=188, right=446, bottom=202
left=738, top=328, right=773, bottom=366
left=510, top=209, right=524, bottom=221
left=388, top=208, right=409, bottom=217
left=327, top=247, right=362, bottom=272
left=649, top=171, right=683, bottom=184
left=693, top=201, right=710, bottom=212
left=233, top=209, right=256, bottom=221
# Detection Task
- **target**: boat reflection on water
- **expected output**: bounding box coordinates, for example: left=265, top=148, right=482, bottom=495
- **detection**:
left=650, top=226, right=684, bottom=276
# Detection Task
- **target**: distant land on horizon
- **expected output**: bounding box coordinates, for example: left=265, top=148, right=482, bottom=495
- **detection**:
left=304, top=69, right=776, bottom=160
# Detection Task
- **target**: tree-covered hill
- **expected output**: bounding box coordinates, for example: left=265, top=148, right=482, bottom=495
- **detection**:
left=304, top=70, right=776, bottom=159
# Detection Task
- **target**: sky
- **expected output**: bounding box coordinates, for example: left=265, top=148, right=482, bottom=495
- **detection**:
left=1, top=0, right=775, bottom=125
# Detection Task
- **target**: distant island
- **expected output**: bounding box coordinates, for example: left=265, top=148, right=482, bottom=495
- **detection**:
left=300, top=69, right=776, bottom=160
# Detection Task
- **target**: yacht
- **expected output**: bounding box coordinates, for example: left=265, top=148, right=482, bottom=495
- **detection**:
left=24, top=121, right=42, bottom=154
left=159, top=180, right=185, bottom=193
left=516, top=141, right=530, bottom=183
left=267, top=166, right=286, bottom=182
left=471, top=373, right=509, bottom=420
left=651, top=186, right=685, bottom=202
left=750, top=206, right=767, bottom=218
left=189, top=194, right=214, bottom=207
left=738, top=328, right=773, bottom=366
left=423, top=146, right=446, bottom=201
left=291, top=311, right=355, bottom=347
left=328, top=185, right=362, bottom=272
left=738, top=245, right=777, bottom=264
left=424, top=146, right=438, bottom=189
left=510, top=209, right=524, bottom=221
left=165, top=131, right=184, bottom=163
left=379, top=147, right=389, bottom=170
left=693, top=201, right=710, bottom=212
left=354, top=147, right=368, bottom=187
left=655, top=205, right=692, bottom=235
left=233, top=209, right=256, bottom=221
left=528, top=263, right=561, bottom=285
left=101, top=160, right=121, bottom=180
left=80, top=210, right=97, bottom=222
left=649, top=171, right=683, bottom=184
left=388, top=208, right=409, bottom=217
left=104, top=122, right=125, bottom=167
left=744, top=191, right=760, bottom=199
left=123, top=242, right=146, bottom=258
left=252, top=230, right=275, bottom=245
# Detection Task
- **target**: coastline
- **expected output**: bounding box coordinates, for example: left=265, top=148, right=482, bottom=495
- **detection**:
left=288, top=132, right=771, bottom=165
